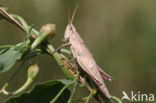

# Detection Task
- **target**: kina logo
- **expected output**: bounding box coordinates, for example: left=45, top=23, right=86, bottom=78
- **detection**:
left=121, top=91, right=155, bottom=102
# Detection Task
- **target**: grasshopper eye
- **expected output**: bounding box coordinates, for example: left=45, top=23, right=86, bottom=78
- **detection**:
left=69, top=26, right=72, bottom=30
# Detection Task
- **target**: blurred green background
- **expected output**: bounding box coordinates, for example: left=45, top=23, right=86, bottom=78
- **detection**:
left=0, top=0, right=156, bottom=103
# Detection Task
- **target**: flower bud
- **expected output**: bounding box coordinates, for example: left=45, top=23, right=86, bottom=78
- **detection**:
left=40, top=24, right=56, bottom=40
left=31, top=24, right=56, bottom=50
left=27, top=64, right=39, bottom=79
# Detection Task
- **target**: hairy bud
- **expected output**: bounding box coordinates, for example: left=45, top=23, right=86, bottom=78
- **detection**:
left=31, top=24, right=56, bottom=50
left=40, top=24, right=56, bottom=40
left=27, top=64, right=39, bottom=79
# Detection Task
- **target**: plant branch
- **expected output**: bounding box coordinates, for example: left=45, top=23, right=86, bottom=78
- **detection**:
left=0, top=7, right=114, bottom=103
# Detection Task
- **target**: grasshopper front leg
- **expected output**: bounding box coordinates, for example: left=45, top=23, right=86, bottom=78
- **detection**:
left=51, top=43, right=71, bottom=54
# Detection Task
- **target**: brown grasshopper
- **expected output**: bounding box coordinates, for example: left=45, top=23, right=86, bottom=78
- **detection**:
left=63, top=5, right=113, bottom=99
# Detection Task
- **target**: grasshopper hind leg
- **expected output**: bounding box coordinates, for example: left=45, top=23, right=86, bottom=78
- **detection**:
left=76, top=62, right=102, bottom=86
left=98, top=66, right=113, bottom=82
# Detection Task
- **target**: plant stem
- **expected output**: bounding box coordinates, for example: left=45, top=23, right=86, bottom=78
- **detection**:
left=50, top=80, right=75, bottom=103
left=46, top=43, right=75, bottom=79
left=0, top=8, right=111, bottom=103
left=83, top=89, right=95, bottom=103
left=12, top=78, right=33, bottom=95
left=111, top=96, right=122, bottom=103
left=0, top=45, right=16, bottom=49
left=67, top=72, right=79, bottom=103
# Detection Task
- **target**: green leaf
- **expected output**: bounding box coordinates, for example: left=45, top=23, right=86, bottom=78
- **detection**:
left=0, top=48, right=22, bottom=72
left=5, top=80, right=71, bottom=103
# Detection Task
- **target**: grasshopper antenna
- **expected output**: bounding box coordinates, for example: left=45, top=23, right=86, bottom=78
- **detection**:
left=70, top=4, right=78, bottom=24
left=68, top=7, right=71, bottom=25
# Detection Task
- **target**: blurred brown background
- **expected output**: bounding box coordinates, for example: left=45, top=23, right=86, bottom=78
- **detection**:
left=0, top=0, right=156, bottom=103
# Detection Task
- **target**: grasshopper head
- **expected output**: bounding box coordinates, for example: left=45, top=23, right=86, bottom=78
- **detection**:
left=65, top=4, right=78, bottom=41
left=64, top=24, right=76, bottom=41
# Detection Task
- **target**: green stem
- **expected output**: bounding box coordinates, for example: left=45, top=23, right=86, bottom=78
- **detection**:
left=0, top=8, right=75, bottom=80
left=12, top=78, right=33, bottom=95
left=11, top=14, right=29, bottom=35
left=0, top=45, right=16, bottom=49
left=111, top=96, right=122, bottom=103
left=0, top=83, right=9, bottom=95
left=0, top=61, right=25, bottom=95
left=67, top=81, right=77, bottom=103
left=50, top=80, right=75, bottom=103
left=67, top=73, right=79, bottom=103
left=51, top=72, right=79, bottom=103
left=29, top=25, right=75, bottom=79
left=29, top=25, right=75, bottom=80
left=47, top=44, right=75, bottom=79
left=31, top=34, right=46, bottom=50
left=83, top=89, right=95, bottom=103
left=11, top=64, right=39, bottom=95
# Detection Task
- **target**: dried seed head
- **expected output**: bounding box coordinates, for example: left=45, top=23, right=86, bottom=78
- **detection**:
left=28, top=64, right=39, bottom=79
left=40, top=24, right=56, bottom=40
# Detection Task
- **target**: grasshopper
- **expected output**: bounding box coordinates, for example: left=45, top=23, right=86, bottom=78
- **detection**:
left=63, top=5, right=113, bottom=99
